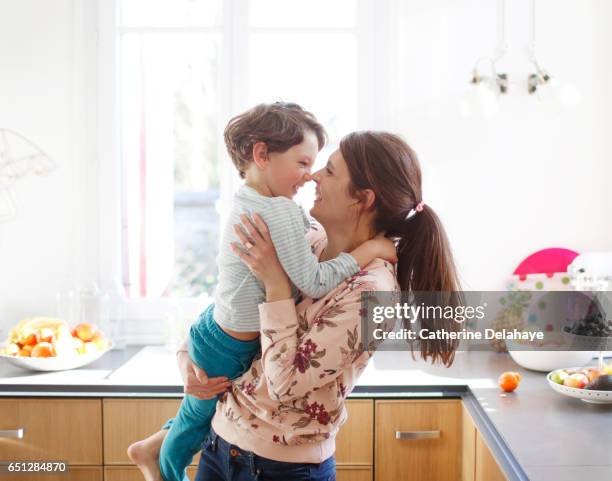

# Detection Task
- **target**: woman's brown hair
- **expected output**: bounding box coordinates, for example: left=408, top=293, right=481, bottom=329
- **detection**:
left=340, top=131, right=461, bottom=367
left=224, top=102, right=327, bottom=178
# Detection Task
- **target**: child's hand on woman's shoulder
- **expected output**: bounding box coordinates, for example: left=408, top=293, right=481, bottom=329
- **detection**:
left=366, top=234, right=398, bottom=264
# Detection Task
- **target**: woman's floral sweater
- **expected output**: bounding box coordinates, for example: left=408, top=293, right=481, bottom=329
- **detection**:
left=211, top=227, right=398, bottom=463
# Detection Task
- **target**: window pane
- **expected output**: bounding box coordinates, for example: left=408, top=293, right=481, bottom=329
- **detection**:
left=249, top=33, right=357, bottom=140
left=250, top=0, right=356, bottom=28
left=121, top=0, right=223, bottom=28
left=121, top=33, right=221, bottom=298
left=249, top=32, right=357, bottom=209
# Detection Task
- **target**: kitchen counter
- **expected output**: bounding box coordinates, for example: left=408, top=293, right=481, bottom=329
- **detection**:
left=1, top=348, right=610, bottom=481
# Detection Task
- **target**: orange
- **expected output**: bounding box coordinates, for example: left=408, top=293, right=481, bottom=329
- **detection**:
left=90, top=331, right=105, bottom=342
left=18, top=349, right=31, bottom=357
left=498, top=371, right=521, bottom=392
left=74, top=322, right=97, bottom=342
left=90, top=331, right=109, bottom=351
left=93, top=337, right=110, bottom=351
left=581, top=367, right=599, bottom=383
left=72, top=337, right=84, bottom=353
left=39, top=327, right=55, bottom=343
left=22, top=332, right=40, bottom=346
left=82, top=341, right=98, bottom=355
left=31, top=342, right=55, bottom=358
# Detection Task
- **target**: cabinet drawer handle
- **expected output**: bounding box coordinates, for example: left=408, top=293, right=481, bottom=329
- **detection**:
left=395, top=430, right=440, bottom=440
left=0, top=429, right=24, bottom=439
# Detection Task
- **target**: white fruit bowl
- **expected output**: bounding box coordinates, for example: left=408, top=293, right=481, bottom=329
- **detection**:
left=508, top=347, right=594, bottom=372
left=0, top=343, right=112, bottom=371
left=547, top=368, right=612, bottom=404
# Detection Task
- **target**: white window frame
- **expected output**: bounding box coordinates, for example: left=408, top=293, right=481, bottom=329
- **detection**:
left=97, top=0, right=397, bottom=342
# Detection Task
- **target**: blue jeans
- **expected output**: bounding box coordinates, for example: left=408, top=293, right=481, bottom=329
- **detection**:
left=194, top=426, right=337, bottom=481
left=159, top=304, right=260, bottom=481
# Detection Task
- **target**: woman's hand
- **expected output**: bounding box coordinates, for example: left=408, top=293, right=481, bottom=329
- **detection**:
left=177, top=350, right=231, bottom=400
left=231, top=213, right=292, bottom=302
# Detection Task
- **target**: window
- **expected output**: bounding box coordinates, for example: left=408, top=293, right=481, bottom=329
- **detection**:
left=119, top=1, right=224, bottom=300
left=247, top=0, right=359, bottom=209
left=101, top=0, right=394, bottom=309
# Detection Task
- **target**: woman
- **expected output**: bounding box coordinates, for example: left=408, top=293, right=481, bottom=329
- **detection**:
left=178, top=131, right=460, bottom=481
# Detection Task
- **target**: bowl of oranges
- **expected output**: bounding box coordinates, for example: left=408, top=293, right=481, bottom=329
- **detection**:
left=0, top=317, right=112, bottom=371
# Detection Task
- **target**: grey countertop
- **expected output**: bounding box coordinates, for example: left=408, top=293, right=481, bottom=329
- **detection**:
left=1, top=348, right=610, bottom=481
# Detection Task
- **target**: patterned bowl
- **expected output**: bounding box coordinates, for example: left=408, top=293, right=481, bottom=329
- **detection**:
left=547, top=368, right=612, bottom=404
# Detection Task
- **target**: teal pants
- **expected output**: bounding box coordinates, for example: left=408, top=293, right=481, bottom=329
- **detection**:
left=159, top=304, right=260, bottom=481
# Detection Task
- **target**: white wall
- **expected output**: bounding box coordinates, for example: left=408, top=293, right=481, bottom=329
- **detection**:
left=393, top=0, right=612, bottom=289
left=1, top=0, right=611, bottom=335
left=0, top=0, right=99, bottom=337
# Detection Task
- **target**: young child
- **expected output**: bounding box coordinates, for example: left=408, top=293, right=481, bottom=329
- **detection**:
left=127, top=102, right=394, bottom=481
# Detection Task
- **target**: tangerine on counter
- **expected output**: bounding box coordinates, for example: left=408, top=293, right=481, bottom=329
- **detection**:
left=498, top=371, right=521, bottom=392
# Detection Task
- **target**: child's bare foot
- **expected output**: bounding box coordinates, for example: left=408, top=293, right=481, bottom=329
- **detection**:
left=127, top=429, right=167, bottom=481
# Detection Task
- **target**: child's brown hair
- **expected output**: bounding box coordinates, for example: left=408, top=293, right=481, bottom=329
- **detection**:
left=224, top=102, right=327, bottom=178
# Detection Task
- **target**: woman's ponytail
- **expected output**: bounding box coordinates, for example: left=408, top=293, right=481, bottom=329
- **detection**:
left=340, top=131, right=461, bottom=367
left=396, top=205, right=459, bottom=293
left=395, top=205, right=461, bottom=367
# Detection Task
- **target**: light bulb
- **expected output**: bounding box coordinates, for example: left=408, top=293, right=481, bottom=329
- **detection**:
left=558, top=82, right=582, bottom=108
left=531, top=74, right=582, bottom=110
left=460, top=82, right=499, bottom=119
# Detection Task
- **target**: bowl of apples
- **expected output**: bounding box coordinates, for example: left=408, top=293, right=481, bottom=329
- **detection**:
left=0, top=317, right=112, bottom=371
left=547, top=364, right=612, bottom=404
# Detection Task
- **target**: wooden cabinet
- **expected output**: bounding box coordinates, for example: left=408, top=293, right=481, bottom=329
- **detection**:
left=475, top=431, right=506, bottom=481
left=102, top=399, right=200, bottom=466
left=335, top=399, right=374, bottom=481
left=0, top=399, right=102, bottom=465
left=0, top=396, right=510, bottom=481
left=0, top=398, right=195, bottom=480
left=374, top=400, right=507, bottom=481
left=462, top=403, right=477, bottom=481
left=374, top=400, right=462, bottom=481
left=336, top=399, right=373, bottom=465
left=336, top=466, right=373, bottom=481
left=104, top=466, right=198, bottom=481
left=462, top=404, right=507, bottom=481
left=101, top=398, right=373, bottom=480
